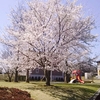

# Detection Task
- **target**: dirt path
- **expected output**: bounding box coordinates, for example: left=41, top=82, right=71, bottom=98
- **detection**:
left=26, top=89, right=60, bottom=100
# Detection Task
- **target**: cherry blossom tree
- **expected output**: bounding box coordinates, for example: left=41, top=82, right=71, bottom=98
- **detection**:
left=0, top=0, right=96, bottom=85
left=0, top=49, right=14, bottom=82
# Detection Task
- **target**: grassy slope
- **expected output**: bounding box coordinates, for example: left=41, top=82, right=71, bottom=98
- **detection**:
left=52, top=83, right=100, bottom=100
left=0, top=81, right=100, bottom=100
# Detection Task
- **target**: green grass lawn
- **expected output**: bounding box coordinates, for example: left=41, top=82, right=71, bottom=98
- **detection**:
left=0, top=81, right=100, bottom=100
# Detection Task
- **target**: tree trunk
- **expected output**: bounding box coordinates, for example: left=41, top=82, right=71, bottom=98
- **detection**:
left=14, top=68, right=18, bottom=82
left=64, top=72, right=71, bottom=83
left=7, top=72, right=13, bottom=82
left=26, top=69, right=30, bottom=83
left=44, top=69, right=51, bottom=86
left=8, top=76, right=12, bottom=82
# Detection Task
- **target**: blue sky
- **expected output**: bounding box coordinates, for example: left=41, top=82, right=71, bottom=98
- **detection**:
left=0, top=0, right=100, bottom=59
left=77, top=0, right=100, bottom=59
left=0, top=0, right=25, bottom=30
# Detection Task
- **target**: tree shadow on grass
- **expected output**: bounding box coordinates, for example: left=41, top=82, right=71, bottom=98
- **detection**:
left=26, top=83, right=97, bottom=100
left=49, top=86, right=96, bottom=100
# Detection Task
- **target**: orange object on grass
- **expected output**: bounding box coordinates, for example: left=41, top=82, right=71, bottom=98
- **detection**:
left=72, top=70, right=84, bottom=83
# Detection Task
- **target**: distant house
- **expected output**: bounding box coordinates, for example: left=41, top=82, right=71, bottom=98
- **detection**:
left=97, top=61, right=100, bottom=79
left=29, top=68, right=64, bottom=81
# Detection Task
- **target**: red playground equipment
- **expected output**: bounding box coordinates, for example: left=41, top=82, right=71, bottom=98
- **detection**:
left=72, top=70, right=84, bottom=83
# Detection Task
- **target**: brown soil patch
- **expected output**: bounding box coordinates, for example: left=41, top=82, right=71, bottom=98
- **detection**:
left=0, top=87, right=33, bottom=100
